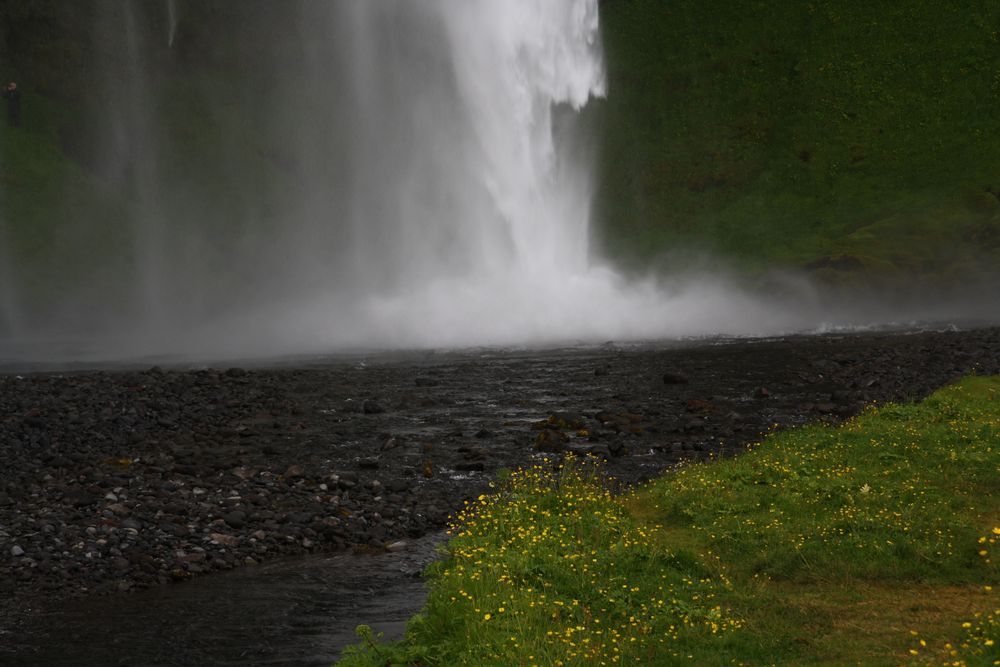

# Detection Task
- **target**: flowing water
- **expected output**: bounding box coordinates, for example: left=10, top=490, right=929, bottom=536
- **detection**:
left=166, top=0, right=178, bottom=48
left=2, top=534, right=446, bottom=666
left=0, top=0, right=849, bottom=363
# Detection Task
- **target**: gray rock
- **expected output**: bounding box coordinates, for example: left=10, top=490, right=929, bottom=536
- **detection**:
left=11, top=545, right=25, bottom=557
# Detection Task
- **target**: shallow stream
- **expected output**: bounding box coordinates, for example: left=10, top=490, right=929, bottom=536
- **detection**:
left=2, top=534, right=444, bottom=666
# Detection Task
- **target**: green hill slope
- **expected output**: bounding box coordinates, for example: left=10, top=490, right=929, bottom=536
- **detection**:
left=595, top=0, right=1000, bottom=287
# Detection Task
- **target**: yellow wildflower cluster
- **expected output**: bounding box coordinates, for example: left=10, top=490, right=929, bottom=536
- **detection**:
left=908, top=527, right=999, bottom=666
left=909, top=608, right=999, bottom=666
left=429, top=457, right=741, bottom=664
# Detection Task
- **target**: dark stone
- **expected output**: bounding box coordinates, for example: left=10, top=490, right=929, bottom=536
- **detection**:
left=224, top=511, right=247, bottom=529
left=62, top=489, right=100, bottom=507
left=363, top=401, right=386, bottom=414
left=566, top=443, right=612, bottom=459
left=283, top=465, right=306, bottom=480
left=662, top=371, right=689, bottom=385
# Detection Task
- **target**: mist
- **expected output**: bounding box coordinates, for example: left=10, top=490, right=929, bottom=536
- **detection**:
left=0, top=0, right=995, bottom=364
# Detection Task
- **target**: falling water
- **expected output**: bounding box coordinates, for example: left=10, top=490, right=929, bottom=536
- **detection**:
left=0, top=0, right=828, bottom=362
left=244, top=0, right=811, bottom=354
left=0, top=232, right=21, bottom=338
left=166, top=0, right=178, bottom=48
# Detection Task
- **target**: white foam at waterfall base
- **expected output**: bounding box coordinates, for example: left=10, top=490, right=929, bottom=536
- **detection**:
left=166, top=0, right=823, bottom=358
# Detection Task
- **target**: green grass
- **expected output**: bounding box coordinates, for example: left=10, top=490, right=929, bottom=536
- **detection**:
left=336, top=376, right=1000, bottom=665
left=593, top=0, right=1000, bottom=285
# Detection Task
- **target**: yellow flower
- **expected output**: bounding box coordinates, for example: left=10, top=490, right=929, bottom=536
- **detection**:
left=483, top=613, right=491, bottom=621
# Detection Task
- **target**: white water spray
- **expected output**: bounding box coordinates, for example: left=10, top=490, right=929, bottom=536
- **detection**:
left=166, top=0, right=178, bottom=48
left=0, top=0, right=847, bottom=362
left=239, top=0, right=812, bottom=354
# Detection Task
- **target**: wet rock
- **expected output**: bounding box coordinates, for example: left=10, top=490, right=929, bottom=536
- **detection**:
left=106, top=503, right=130, bottom=516
left=566, top=443, right=612, bottom=459
left=533, top=429, right=569, bottom=452
left=209, top=533, right=240, bottom=547
left=283, top=464, right=306, bottom=480
left=662, top=371, right=689, bottom=385
left=231, top=466, right=255, bottom=480
left=357, top=457, right=380, bottom=470
left=685, top=399, right=715, bottom=413
left=62, top=489, right=100, bottom=507
left=363, top=401, right=386, bottom=414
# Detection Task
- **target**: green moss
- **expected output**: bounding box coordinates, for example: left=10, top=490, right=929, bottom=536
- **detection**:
left=595, top=0, right=1000, bottom=284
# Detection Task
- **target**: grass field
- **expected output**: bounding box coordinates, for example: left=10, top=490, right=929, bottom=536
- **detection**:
left=337, top=375, right=1000, bottom=665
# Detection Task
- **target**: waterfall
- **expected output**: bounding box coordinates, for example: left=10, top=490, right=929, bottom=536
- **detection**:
left=166, top=0, right=178, bottom=48
left=0, top=231, right=22, bottom=340
left=0, top=0, right=814, bottom=361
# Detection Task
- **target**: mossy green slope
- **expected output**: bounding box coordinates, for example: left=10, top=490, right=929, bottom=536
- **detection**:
left=596, top=0, right=1000, bottom=286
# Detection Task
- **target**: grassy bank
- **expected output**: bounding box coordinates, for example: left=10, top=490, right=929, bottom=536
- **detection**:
left=337, top=375, right=1000, bottom=665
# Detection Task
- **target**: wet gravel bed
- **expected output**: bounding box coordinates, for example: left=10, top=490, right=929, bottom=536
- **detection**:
left=1, top=328, right=998, bottom=616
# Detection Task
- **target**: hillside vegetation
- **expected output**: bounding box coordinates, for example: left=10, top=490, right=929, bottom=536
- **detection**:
left=596, top=0, right=1000, bottom=288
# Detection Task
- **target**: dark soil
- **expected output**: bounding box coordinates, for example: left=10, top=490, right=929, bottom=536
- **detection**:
left=1, top=327, right=998, bottom=663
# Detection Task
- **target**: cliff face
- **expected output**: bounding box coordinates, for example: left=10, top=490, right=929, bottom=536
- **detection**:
left=2, top=1, right=999, bottom=294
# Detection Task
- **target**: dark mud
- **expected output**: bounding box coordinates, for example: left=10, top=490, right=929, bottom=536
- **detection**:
left=1, top=327, right=999, bottom=664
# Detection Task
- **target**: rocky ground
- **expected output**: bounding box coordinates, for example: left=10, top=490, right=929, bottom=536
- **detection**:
left=1, top=327, right=998, bottom=609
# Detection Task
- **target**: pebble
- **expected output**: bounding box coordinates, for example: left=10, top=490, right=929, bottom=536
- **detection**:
left=0, top=327, right=996, bottom=609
